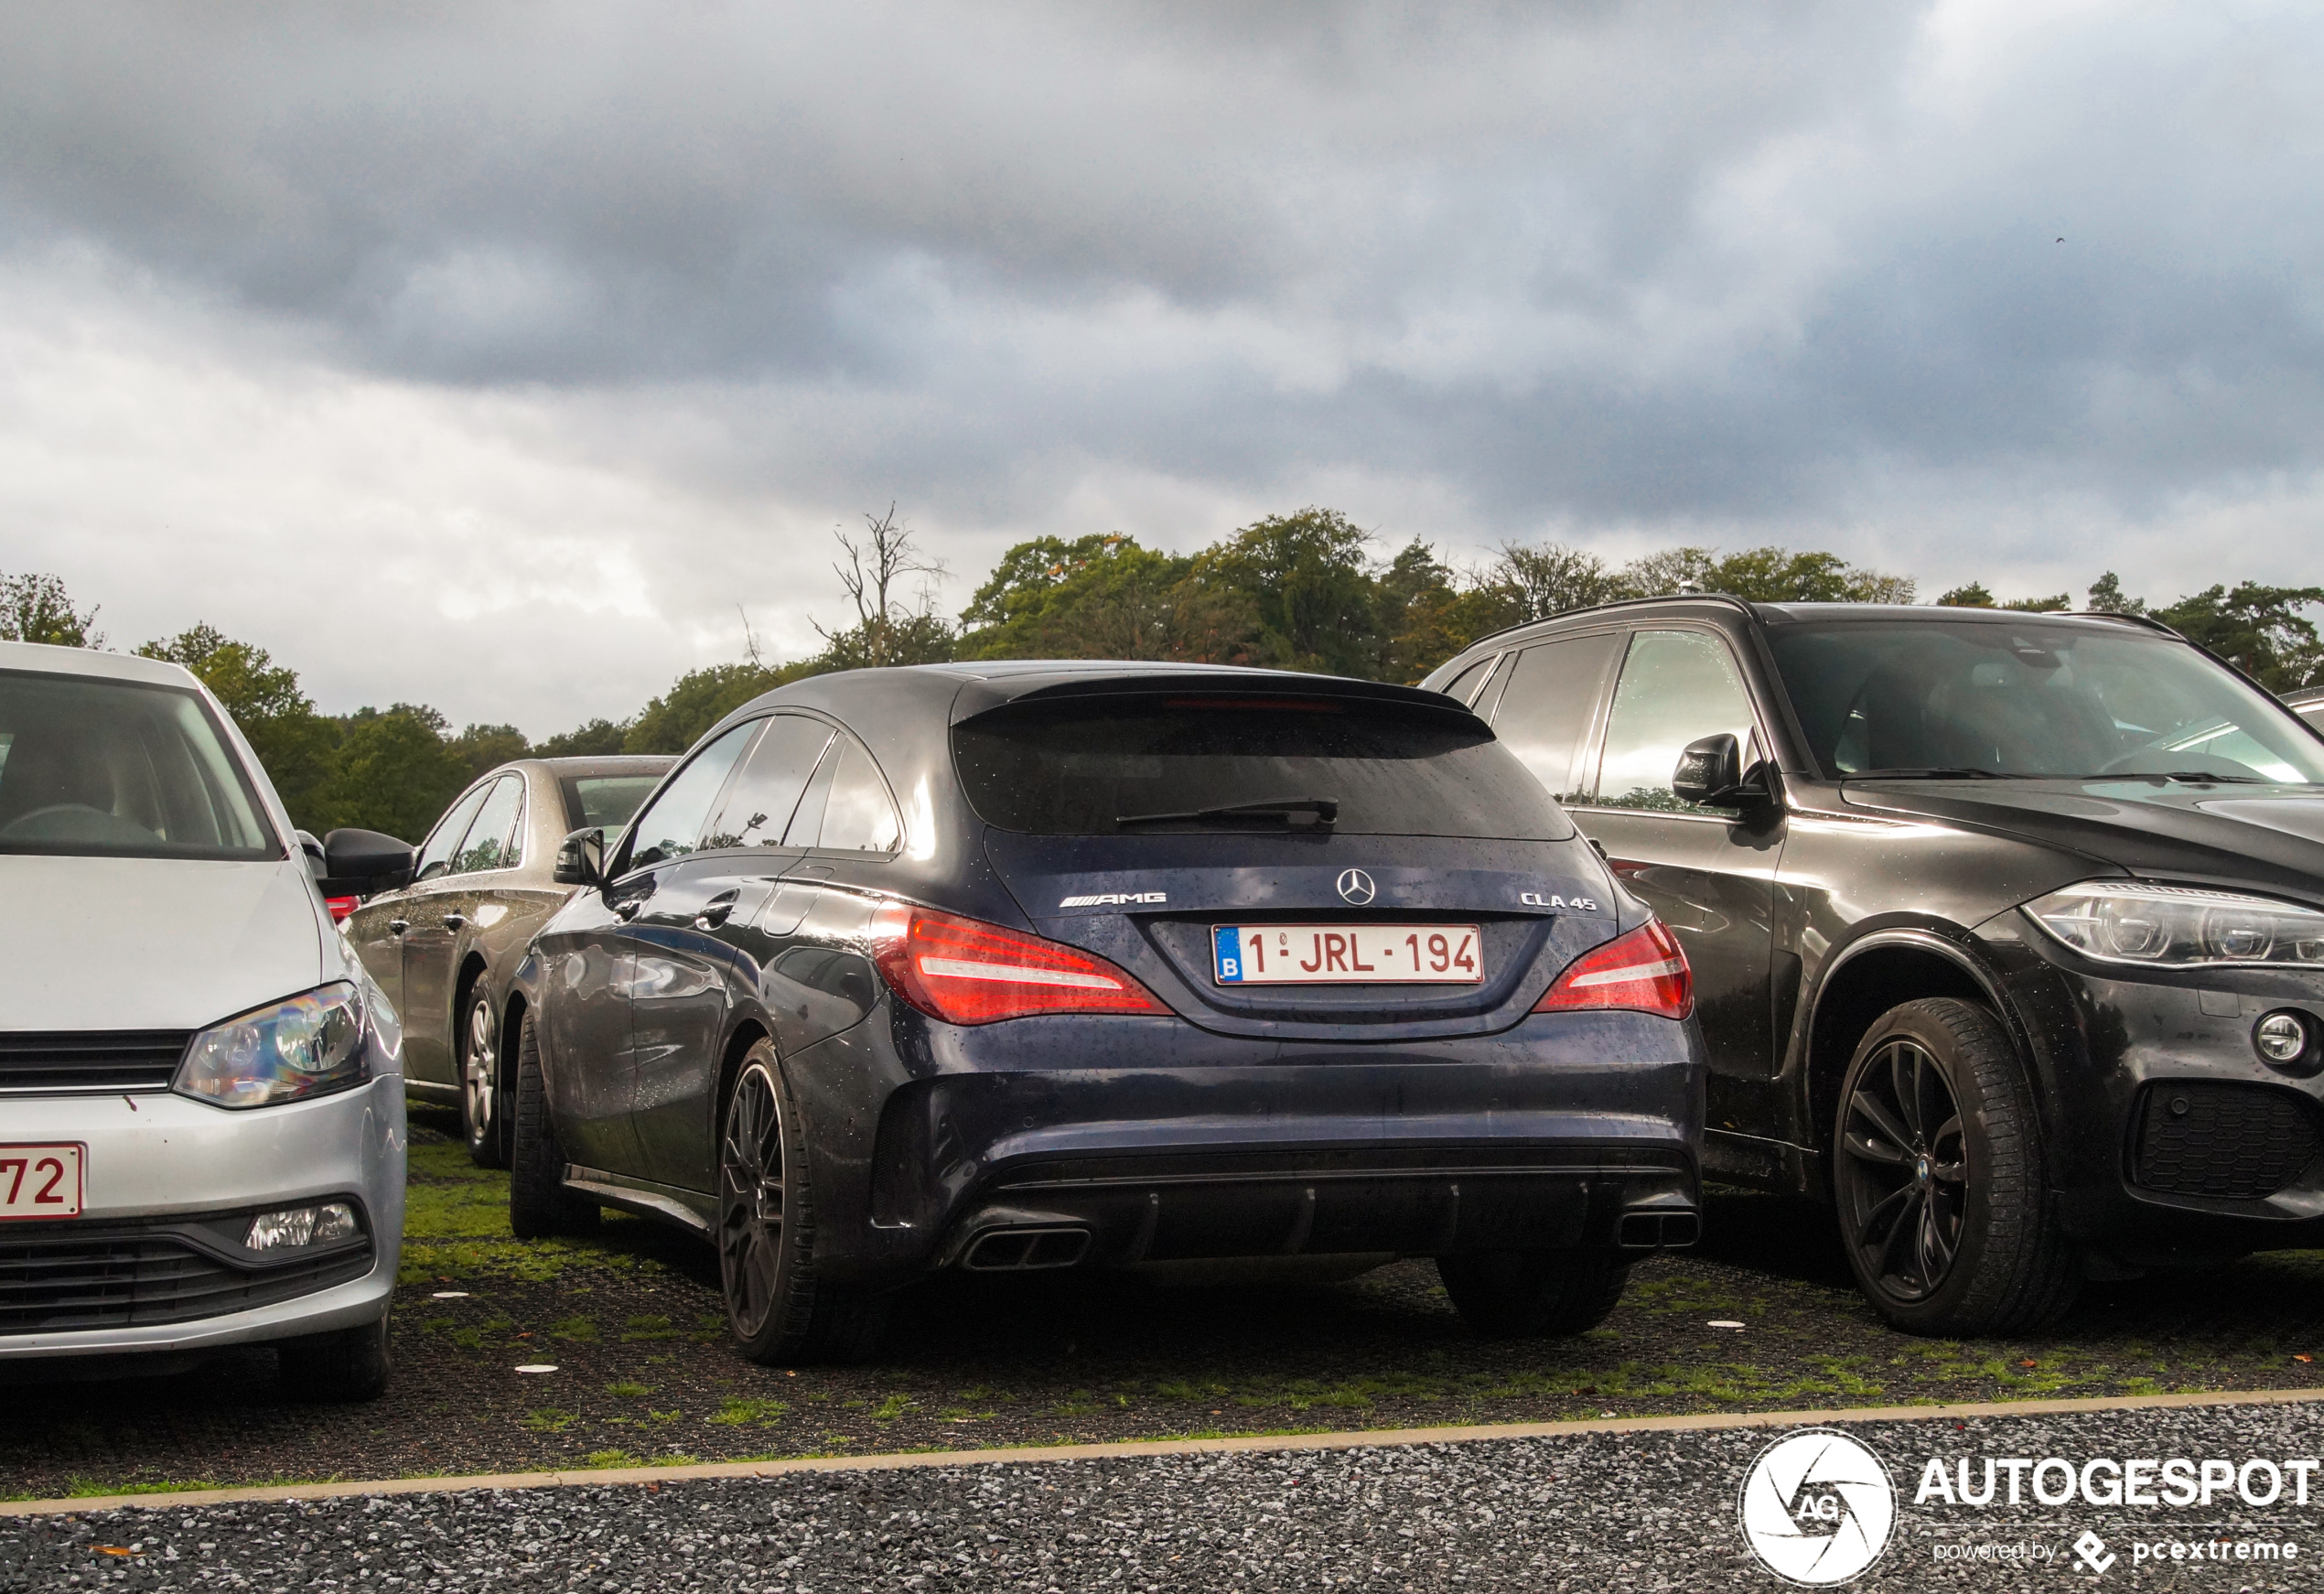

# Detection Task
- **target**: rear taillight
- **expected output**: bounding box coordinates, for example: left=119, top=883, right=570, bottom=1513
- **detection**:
left=869, top=903, right=1166, bottom=1025
left=1533, top=920, right=1693, bottom=1020
left=325, top=896, right=359, bottom=925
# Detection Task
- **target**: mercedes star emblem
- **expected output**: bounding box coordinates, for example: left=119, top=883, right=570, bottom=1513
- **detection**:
left=1336, top=867, right=1377, bottom=905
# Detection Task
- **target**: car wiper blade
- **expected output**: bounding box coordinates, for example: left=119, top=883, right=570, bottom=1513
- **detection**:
left=1844, top=768, right=2019, bottom=780
left=1116, top=797, right=1340, bottom=828
left=2141, top=770, right=2267, bottom=784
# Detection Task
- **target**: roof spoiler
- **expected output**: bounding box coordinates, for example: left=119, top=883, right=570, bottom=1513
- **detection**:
left=948, top=669, right=1482, bottom=726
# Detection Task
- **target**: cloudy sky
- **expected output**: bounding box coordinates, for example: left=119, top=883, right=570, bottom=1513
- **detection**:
left=3, top=0, right=2319, bottom=735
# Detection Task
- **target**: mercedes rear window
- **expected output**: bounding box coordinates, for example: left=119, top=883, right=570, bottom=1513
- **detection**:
left=952, top=695, right=1570, bottom=839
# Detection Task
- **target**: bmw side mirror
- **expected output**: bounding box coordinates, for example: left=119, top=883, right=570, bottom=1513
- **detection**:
left=320, top=827, right=416, bottom=895
left=1673, top=734, right=1772, bottom=808
left=554, top=826, right=606, bottom=887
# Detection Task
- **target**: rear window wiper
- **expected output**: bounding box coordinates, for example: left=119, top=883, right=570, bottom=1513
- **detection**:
left=2132, top=770, right=2267, bottom=784
left=1842, top=768, right=2019, bottom=780
left=1116, top=797, right=1340, bottom=829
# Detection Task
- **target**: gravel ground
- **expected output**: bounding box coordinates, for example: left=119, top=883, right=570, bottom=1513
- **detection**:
left=11, top=1116, right=2324, bottom=1498
left=11, top=1404, right=2324, bottom=1590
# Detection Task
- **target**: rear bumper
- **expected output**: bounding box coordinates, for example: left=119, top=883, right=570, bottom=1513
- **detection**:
left=794, top=1006, right=1704, bottom=1288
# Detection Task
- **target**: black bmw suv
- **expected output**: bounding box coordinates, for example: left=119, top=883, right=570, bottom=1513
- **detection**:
left=1426, top=599, right=2324, bottom=1335
left=502, top=663, right=1705, bottom=1361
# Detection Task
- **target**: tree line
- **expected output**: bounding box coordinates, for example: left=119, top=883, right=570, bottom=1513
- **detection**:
left=5, top=515, right=2319, bottom=842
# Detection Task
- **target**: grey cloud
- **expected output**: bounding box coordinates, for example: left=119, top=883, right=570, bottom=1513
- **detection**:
left=4, top=0, right=2321, bottom=590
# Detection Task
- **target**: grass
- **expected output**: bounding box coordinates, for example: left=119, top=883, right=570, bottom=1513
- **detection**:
left=707, top=1398, right=791, bottom=1427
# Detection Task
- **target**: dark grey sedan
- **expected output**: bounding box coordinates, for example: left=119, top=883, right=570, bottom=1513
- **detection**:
left=345, top=756, right=671, bottom=1164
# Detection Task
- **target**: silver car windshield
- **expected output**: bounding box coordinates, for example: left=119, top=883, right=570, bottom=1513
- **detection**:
left=1768, top=620, right=2324, bottom=785
left=0, top=669, right=279, bottom=859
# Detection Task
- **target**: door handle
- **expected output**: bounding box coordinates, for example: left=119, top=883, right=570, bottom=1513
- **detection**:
left=613, top=899, right=640, bottom=921
left=388, top=919, right=408, bottom=935
left=694, top=890, right=740, bottom=932
left=442, top=912, right=467, bottom=930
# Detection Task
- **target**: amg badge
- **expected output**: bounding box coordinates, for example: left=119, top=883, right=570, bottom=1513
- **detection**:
left=1059, top=891, right=1168, bottom=908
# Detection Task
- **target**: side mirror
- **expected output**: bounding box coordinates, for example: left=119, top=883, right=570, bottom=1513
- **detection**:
left=1672, top=734, right=1771, bottom=808
left=554, top=826, right=606, bottom=888
left=320, top=827, right=416, bottom=895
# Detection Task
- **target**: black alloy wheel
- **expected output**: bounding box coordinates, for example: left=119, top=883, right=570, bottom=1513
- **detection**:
left=461, top=987, right=508, bottom=1169
left=1837, top=1033, right=1967, bottom=1301
left=1832, top=998, right=2079, bottom=1335
left=715, top=1041, right=887, bottom=1364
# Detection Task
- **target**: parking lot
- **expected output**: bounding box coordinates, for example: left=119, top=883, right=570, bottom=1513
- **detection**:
left=8, top=1107, right=2324, bottom=1503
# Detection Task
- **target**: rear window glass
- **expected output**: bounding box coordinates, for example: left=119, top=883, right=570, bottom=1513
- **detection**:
left=0, top=669, right=277, bottom=860
left=561, top=774, right=665, bottom=833
left=952, top=696, right=1569, bottom=839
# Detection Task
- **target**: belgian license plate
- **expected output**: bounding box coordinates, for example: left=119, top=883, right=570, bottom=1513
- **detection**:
left=1213, top=924, right=1481, bottom=985
left=0, top=1143, right=84, bottom=1220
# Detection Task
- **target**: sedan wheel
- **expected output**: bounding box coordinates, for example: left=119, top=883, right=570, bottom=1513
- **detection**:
left=718, top=1060, right=789, bottom=1343
left=1833, top=997, right=2079, bottom=1335
left=461, top=989, right=507, bottom=1169
left=715, top=1043, right=888, bottom=1364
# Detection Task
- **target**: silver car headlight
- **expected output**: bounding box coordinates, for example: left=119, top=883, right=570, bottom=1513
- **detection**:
left=2025, top=881, right=2324, bottom=970
left=175, top=981, right=372, bottom=1108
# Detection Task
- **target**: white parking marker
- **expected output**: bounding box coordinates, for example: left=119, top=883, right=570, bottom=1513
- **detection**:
left=432, top=1291, right=471, bottom=1299
left=1708, top=1320, right=1746, bottom=1329
left=515, top=1364, right=559, bottom=1374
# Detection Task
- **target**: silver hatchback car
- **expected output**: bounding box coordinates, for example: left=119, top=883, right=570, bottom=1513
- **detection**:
left=0, top=642, right=405, bottom=1398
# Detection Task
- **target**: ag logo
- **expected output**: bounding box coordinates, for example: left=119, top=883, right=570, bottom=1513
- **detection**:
left=1737, top=1429, right=1895, bottom=1586
left=1335, top=868, right=1376, bottom=905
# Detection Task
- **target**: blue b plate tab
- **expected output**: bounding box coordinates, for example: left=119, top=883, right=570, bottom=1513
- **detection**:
left=1213, top=924, right=1247, bottom=983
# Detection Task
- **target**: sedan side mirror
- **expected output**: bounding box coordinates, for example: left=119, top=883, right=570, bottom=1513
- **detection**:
left=554, top=826, right=606, bottom=888
left=320, top=827, right=416, bottom=895
left=1672, top=734, right=1772, bottom=808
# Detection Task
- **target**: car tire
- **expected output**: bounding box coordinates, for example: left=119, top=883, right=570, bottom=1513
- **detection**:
left=460, top=986, right=509, bottom=1170
left=508, top=1008, right=599, bottom=1239
left=1832, top=996, right=2080, bottom=1336
left=276, top=1313, right=391, bottom=1402
left=717, top=1041, right=888, bottom=1365
left=1436, top=1249, right=1630, bottom=1337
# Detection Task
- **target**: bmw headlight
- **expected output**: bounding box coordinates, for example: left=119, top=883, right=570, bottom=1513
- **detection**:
left=2025, top=881, right=2324, bottom=970
left=175, top=982, right=372, bottom=1108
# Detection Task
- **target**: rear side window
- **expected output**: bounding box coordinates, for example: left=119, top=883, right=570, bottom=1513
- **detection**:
left=952, top=695, right=1568, bottom=839
left=1490, top=633, right=1622, bottom=802
left=784, top=732, right=903, bottom=853
left=0, top=670, right=276, bottom=860
left=703, top=716, right=834, bottom=849
left=560, top=774, right=664, bottom=833
left=454, top=774, right=524, bottom=874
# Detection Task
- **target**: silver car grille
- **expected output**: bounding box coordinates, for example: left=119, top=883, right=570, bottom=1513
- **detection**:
left=0, top=1031, right=191, bottom=1094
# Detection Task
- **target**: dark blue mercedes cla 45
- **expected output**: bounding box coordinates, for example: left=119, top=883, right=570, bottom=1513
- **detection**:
left=503, top=663, right=1705, bottom=1362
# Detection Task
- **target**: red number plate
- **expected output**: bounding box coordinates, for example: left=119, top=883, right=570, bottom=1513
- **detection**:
left=0, top=1144, right=85, bottom=1220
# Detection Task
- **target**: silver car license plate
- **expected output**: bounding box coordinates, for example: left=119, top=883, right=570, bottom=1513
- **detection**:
left=0, top=1143, right=84, bottom=1220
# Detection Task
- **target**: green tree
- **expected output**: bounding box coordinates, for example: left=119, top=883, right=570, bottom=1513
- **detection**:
left=448, top=723, right=531, bottom=781
left=1935, top=582, right=1996, bottom=608
left=957, top=533, right=1200, bottom=661
left=314, top=707, right=470, bottom=842
left=136, top=623, right=339, bottom=827
left=533, top=717, right=630, bottom=757
left=1690, top=546, right=1916, bottom=604
left=622, top=662, right=800, bottom=754
left=2088, top=572, right=2146, bottom=615
left=1, top=573, right=102, bottom=647
left=813, top=505, right=957, bottom=668
left=2154, top=583, right=2324, bottom=692
left=1191, top=507, right=1382, bottom=675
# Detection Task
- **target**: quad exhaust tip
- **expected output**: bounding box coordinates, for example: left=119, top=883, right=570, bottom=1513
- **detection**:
left=1617, top=1211, right=1701, bottom=1250
left=962, top=1226, right=1091, bottom=1271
